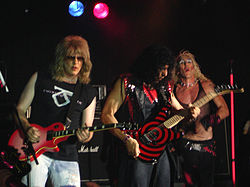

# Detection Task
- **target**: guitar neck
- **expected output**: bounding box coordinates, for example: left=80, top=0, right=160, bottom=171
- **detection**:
left=52, top=123, right=121, bottom=138
left=87, top=123, right=120, bottom=132
left=192, top=91, right=217, bottom=108
left=162, top=114, right=184, bottom=129
left=162, top=91, right=218, bottom=129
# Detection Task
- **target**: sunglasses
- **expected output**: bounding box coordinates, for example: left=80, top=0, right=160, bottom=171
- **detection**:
left=66, top=56, right=84, bottom=62
left=179, top=59, right=192, bottom=65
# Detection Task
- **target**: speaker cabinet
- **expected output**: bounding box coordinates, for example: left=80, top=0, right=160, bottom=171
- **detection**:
left=78, top=84, right=114, bottom=184
left=214, top=118, right=231, bottom=178
left=78, top=125, right=114, bottom=185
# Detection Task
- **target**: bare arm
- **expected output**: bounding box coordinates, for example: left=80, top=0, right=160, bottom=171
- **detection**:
left=202, top=80, right=229, bottom=120
left=101, top=78, right=140, bottom=157
left=16, top=72, right=41, bottom=142
left=243, top=120, right=250, bottom=135
left=76, top=97, right=96, bottom=143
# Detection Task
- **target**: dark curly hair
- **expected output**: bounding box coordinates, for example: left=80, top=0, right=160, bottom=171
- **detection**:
left=129, top=44, right=174, bottom=85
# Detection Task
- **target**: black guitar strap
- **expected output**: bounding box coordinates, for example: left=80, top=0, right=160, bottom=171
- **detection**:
left=65, top=80, right=82, bottom=129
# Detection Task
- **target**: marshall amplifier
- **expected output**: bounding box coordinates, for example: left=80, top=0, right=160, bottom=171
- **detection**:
left=78, top=128, right=115, bottom=185
left=214, top=118, right=231, bottom=179
left=78, top=84, right=116, bottom=185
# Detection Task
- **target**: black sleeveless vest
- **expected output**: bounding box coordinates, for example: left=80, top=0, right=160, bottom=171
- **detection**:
left=115, top=74, right=171, bottom=127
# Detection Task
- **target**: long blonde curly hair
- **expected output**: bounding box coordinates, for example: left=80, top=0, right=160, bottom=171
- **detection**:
left=50, top=35, right=92, bottom=84
left=171, top=50, right=207, bottom=84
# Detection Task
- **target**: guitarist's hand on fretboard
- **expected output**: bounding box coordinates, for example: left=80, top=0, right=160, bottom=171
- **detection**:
left=76, top=127, right=91, bottom=143
left=171, top=105, right=200, bottom=123
left=187, top=105, right=200, bottom=121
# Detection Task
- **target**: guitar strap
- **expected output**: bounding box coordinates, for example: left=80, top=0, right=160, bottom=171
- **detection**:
left=64, top=80, right=82, bottom=129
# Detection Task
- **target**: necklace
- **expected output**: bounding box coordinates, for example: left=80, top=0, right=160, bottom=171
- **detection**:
left=61, top=76, right=78, bottom=84
left=180, top=80, right=198, bottom=87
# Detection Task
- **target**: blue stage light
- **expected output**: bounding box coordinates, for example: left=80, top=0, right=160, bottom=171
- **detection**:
left=68, top=1, right=84, bottom=17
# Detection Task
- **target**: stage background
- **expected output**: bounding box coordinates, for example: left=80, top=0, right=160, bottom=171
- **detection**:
left=0, top=0, right=249, bottom=186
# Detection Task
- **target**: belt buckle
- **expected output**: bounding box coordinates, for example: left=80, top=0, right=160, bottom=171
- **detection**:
left=192, top=143, right=201, bottom=151
left=185, top=141, right=202, bottom=152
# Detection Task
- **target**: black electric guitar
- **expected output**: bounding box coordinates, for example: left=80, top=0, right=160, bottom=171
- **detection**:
left=128, top=85, right=244, bottom=163
left=8, top=122, right=137, bottom=162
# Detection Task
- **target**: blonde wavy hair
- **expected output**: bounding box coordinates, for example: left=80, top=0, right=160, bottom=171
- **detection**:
left=50, top=35, right=92, bottom=84
left=171, top=50, right=207, bottom=84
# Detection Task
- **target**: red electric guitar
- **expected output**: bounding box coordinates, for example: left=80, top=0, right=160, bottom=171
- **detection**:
left=8, top=122, right=137, bottom=162
left=129, top=85, right=244, bottom=163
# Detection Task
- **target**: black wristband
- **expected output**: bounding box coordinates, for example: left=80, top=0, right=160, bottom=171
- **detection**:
left=201, top=114, right=221, bottom=130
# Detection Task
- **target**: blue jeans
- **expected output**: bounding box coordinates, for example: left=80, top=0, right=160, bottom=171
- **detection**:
left=117, top=150, right=171, bottom=187
left=21, top=154, right=81, bottom=187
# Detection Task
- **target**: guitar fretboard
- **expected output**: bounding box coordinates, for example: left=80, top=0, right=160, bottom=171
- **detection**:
left=192, top=91, right=217, bottom=108
left=49, top=122, right=138, bottom=139
left=51, top=123, right=119, bottom=138
left=163, top=91, right=218, bottom=129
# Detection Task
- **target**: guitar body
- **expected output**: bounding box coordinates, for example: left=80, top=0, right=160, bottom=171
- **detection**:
left=8, top=122, right=133, bottom=162
left=8, top=122, right=68, bottom=162
left=132, top=121, right=176, bottom=163
left=132, top=84, right=244, bottom=163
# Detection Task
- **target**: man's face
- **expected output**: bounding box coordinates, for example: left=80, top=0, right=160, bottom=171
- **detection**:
left=64, top=54, right=83, bottom=77
left=178, top=56, right=195, bottom=78
left=157, top=64, right=169, bottom=82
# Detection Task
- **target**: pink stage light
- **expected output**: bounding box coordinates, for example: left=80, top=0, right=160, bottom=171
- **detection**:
left=93, top=3, right=109, bottom=19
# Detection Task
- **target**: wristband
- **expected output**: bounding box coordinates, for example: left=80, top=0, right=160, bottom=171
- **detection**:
left=201, top=114, right=221, bottom=130
left=123, top=134, right=131, bottom=143
left=25, top=126, right=32, bottom=133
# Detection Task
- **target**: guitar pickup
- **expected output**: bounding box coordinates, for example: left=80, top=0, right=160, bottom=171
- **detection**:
left=140, top=134, right=153, bottom=145
left=47, top=131, right=53, bottom=141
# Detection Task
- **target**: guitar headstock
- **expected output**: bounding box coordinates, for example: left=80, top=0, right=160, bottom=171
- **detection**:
left=117, top=122, right=139, bottom=131
left=215, top=84, right=244, bottom=95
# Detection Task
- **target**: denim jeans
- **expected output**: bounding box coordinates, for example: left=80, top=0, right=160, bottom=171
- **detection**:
left=117, top=150, right=171, bottom=187
left=21, top=154, right=81, bottom=187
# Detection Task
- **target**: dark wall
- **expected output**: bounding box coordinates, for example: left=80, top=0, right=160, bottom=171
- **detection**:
left=1, top=0, right=249, bottom=136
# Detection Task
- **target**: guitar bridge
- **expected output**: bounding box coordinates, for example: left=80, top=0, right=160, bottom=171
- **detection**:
left=140, top=134, right=153, bottom=145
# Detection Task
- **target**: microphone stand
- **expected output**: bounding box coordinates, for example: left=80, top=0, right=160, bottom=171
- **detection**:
left=0, top=69, right=9, bottom=93
left=1, top=69, right=38, bottom=187
left=1, top=69, right=39, bottom=165
left=13, top=107, right=39, bottom=165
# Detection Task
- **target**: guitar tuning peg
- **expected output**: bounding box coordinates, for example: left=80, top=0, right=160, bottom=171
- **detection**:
left=215, top=85, right=219, bottom=89
left=218, top=85, right=223, bottom=91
